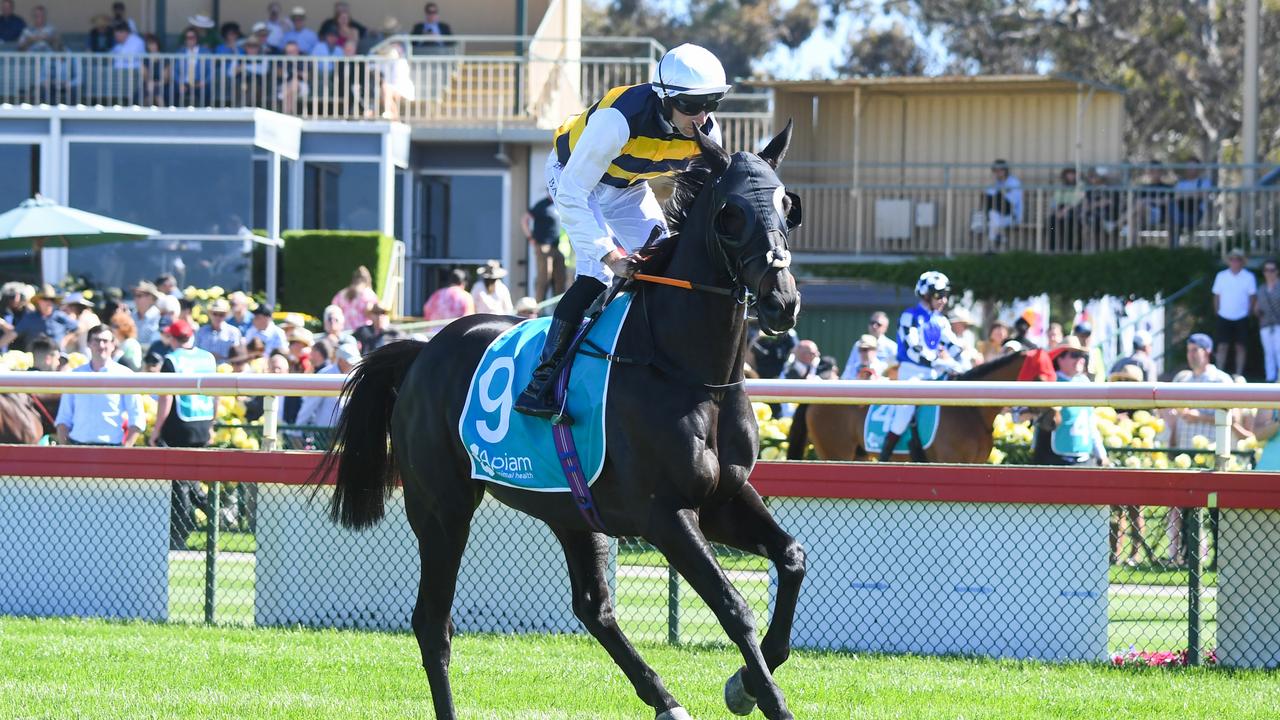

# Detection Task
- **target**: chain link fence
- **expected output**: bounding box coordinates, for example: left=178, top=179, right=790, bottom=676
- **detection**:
left=3, top=468, right=1277, bottom=668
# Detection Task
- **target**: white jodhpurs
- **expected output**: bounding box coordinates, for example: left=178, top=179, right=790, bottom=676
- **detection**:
left=888, top=361, right=936, bottom=435
left=545, top=151, right=669, bottom=284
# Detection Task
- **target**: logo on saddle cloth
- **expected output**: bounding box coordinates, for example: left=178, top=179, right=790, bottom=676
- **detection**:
left=863, top=405, right=941, bottom=454
left=459, top=293, right=635, bottom=490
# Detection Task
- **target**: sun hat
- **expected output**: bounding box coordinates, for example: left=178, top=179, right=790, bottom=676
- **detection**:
left=855, top=334, right=879, bottom=350
left=207, top=298, right=231, bottom=314
left=477, top=260, right=508, bottom=280
left=187, top=14, right=216, bottom=29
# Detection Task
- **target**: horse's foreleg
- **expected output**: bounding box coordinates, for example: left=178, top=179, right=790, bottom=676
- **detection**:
left=409, top=506, right=474, bottom=720
left=647, top=507, right=793, bottom=720
left=700, top=485, right=805, bottom=713
left=551, top=528, right=683, bottom=718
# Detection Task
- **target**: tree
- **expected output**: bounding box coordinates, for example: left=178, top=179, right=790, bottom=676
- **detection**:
left=583, top=0, right=820, bottom=83
left=837, top=22, right=928, bottom=77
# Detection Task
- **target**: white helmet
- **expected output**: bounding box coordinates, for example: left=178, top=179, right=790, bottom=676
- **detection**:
left=652, top=43, right=732, bottom=98
left=915, top=271, right=951, bottom=297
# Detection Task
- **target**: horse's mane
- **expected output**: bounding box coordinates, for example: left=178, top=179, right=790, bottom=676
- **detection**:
left=953, top=348, right=1025, bottom=380
left=634, top=158, right=715, bottom=276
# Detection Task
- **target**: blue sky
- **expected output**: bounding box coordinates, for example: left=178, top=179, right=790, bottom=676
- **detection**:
left=757, top=1, right=949, bottom=79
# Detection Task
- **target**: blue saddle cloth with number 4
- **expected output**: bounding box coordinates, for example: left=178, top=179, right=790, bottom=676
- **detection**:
left=863, top=404, right=941, bottom=454
left=458, top=293, right=635, bottom=490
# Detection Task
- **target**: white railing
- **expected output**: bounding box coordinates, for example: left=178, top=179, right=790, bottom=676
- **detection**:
left=4, top=372, right=1278, bottom=409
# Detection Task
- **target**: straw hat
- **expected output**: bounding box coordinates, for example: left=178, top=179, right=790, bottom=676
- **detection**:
left=477, top=260, right=508, bottom=281
left=34, top=283, right=60, bottom=301
left=207, top=298, right=231, bottom=314
left=187, top=14, right=216, bottom=29
left=948, top=307, right=975, bottom=326
left=855, top=334, right=879, bottom=350
left=287, top=327, right=315, bottom=345
left=1108, top=364, right=1144, bottom=383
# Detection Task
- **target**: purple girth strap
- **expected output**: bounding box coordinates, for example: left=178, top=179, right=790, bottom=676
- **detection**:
left=550, top=333, right=607, bottom=534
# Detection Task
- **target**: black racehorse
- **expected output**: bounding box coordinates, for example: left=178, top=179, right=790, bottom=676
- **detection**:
left=319, top=123, right=804, bottom=720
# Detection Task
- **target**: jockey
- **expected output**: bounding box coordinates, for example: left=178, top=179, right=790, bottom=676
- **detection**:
left=880, top=271, right=968, bottom=460
left=515, top=43, right=731, bottom=419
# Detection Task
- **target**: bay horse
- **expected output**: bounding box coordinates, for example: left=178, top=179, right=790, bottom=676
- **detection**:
left=320, top=125, right=804, bottom=720
left=0, top=392, right=55, bottom=444
left=786, top=349, right=1053, bottom=463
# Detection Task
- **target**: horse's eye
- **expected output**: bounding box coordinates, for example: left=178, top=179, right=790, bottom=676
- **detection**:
left=715, top=203, right=745, bottom=238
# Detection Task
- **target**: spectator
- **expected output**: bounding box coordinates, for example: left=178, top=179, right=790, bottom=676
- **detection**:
left=142, top=33, right=170, bottom=106
left=110, top=1, right=138, bottom=35
left=1073, top=322, right=1105, bottom=382
left=784, top=340, right=822, bottom=380
left=283, top=6, right=319, bottom=54
left=749, top=326, right=797, bottom=380
left=187, top=13, right=217, bottom=47
left=244, top=303, right=287, bottom=355
left=1109, top=331, right=1157, bottom=383
left=0, top=0, right=25, bottom=43
left=276, top=40, right=310, bottom=112
left=214, top=22, right=244, bottom=55
left=411, top=3, right=452, bottom=50
left=87, top=13, right=113, bottom=52
left=1212, top=248, right=1256, bottom=377
left=980, top=321, right=1011, bottom=362
left=1249, top=376, right=1280, bottom=471
left=848, top=335, right=888, bottom=380
left=1045, top=167, right=1083, bottom=251
left=321, top=304, right=350, bottom=346
left=178, top=297, right=200, bottom=332
left=523, top=195, right=566, bottom=301
left=54, top=325, right=145, bottom=446
left=131, top=280, right=162, bottom=347
left=376, top=42, right=415, bottom=121
left=154, top=294, right=180, bottom=337
left=948, top=307, right=978, bottom=352
left=352, top=301, right=401, bottom=355
left=1010, top=316, right=1037, bottom=349
left=172, top=26, right=211, bottom=105
left=245, top=349, right=293, bottom=423
left=980, top=159, right=1023, bottom=248
left=248, top=20, right=272, bottom=52
left=262, top=2, right=289, bottom=52
left=514, top=296, right=539, bottom=320
left=472, top=261, right=514, bottom=315
left=62, top=292, right=100, bottom=354
left=27, top=335, right=59, bottom=371
left=195, top=298, right=244, bottom=361
left=230, top=33, right=269, bottom=104
left=287, top=326, right=316, bottom=372
left=423, top=268, right=475, bottom=327
left=14, top=284, right=77, bottom=352
left=319, top=3, right=366, bottom=43
left=1032, top=338, right=1108, bottom=467
left=110, top=311, right=142, bottom=371
left=1257, top=258, right=1280, bottom=381
left=1046, top=322, right=1065, bottom=348
left=331, top=266, right=379, bottom=330
left=149, top=319, right=216, bottom=550
left=1171, top=161, right=1213, bottom=243
left=1164, top=333, right=1231, bottom=566
left=1080, top=167, right=1120, bottom=243
left=296, top=339, right=360, bottom=427
left=226, top=291, right=254, bottom=334
left=110, top=21, right=144, bottom=70
left=17, top=4, right=56, bottom=51
left=1130, top=163, right=1173, bottom=232
left=841, top=312, right=896, bottom=380
left=0, top=282, right=30, bottom=351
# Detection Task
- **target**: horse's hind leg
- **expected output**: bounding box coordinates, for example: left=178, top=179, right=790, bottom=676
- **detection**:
left=551, top=528, right=686, bottom=719
left=700, top=485, right=805, bottom=716
left=409, top=502, right=476, bottom=720
left=648, top=508, right=793, bottom=720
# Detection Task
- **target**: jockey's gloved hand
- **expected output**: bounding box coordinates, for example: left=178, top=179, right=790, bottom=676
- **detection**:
left=603, top=249, right=642, bottom=279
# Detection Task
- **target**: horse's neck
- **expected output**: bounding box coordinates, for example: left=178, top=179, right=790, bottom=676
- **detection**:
left=972, top=356, right=1025, bottom=428
left=643, top=228, right=747, bottom=387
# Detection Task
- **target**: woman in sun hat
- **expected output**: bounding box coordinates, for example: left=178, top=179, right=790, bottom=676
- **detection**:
left=471, top=260, right=514, bottom=315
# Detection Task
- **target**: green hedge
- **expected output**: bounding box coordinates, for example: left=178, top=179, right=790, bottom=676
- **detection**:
left=279, top=231, right=396, bottom=316
left=802, top=247, right=1220, bottom=304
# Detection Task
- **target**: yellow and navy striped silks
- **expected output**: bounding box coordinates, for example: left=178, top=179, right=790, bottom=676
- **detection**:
left=554, top=84, right=716, bottom=189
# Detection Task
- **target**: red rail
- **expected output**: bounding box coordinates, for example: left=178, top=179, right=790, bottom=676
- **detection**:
left=4, top=446, right=1280, bottom=509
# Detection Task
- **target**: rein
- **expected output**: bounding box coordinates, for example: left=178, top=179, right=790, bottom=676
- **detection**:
left=632, top=272, right=740, bottom=300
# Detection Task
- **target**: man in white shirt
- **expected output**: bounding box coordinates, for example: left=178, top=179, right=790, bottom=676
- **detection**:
left=282, top=6, right=318, bottom=54
left=262, top=2, right=289, bottom=52
left=54, top=325, right=145, bottom=446
left=244, top=304, right=287, bottom=355
left=295, top=340, right=359, bottom=427
left=110, top=22, right=144, bottom=70
left=1212, top=248, right=1257, bottom=376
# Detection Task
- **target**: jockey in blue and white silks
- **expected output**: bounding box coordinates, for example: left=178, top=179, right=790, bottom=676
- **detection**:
left=881, top=271, right=969, bottom=461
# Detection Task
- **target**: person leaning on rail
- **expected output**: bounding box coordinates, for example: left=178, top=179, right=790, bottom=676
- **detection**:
left=1031, top=337, right=1110, bottom=467
left=53, top=325, right=146, bottom=447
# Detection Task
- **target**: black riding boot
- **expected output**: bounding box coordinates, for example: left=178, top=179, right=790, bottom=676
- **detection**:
left=514, top=318, right=579, bottom=420
left=879, top=431, right=901, bottom=462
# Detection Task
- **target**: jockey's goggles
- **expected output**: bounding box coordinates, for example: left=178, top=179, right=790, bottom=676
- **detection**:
left=670, top=93, right=723, bottom=115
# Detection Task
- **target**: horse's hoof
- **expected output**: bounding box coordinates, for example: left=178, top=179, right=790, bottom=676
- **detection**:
left=724, top=668, right=757, bottom=716
left=656, top=707, right=692, bottom=720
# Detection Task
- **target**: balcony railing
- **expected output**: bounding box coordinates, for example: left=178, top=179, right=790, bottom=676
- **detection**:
left=780, top=162, right=1280, bottom=257
left=0, top=48, right=772, bottom=151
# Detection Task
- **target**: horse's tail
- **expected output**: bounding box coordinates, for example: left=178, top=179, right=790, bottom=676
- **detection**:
left=316, top=339, right=427, bottom=530
left=786, top=404, right=809, bottom=460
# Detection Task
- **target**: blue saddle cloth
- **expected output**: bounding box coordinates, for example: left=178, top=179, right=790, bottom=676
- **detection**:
left=459, top=293, right=635, bottom=490
left=863, top=405, right=941, bottom=454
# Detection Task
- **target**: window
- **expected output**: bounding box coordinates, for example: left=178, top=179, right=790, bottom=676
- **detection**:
left=68, top=143, right=253, bottom=234
left=303, top=161, right=379, bottom=230
left=0, top=144, right=39, bottom=209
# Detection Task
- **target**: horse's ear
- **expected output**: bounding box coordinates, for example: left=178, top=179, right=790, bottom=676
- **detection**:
left=695, top=126, right=730, bottom=176
left=758, top=119, right=793, bottom=169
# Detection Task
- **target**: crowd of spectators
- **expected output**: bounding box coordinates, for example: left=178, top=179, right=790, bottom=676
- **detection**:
left=0, top=1, right=451, bottom=116
left=977, top=158, right=1217, bottom=250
